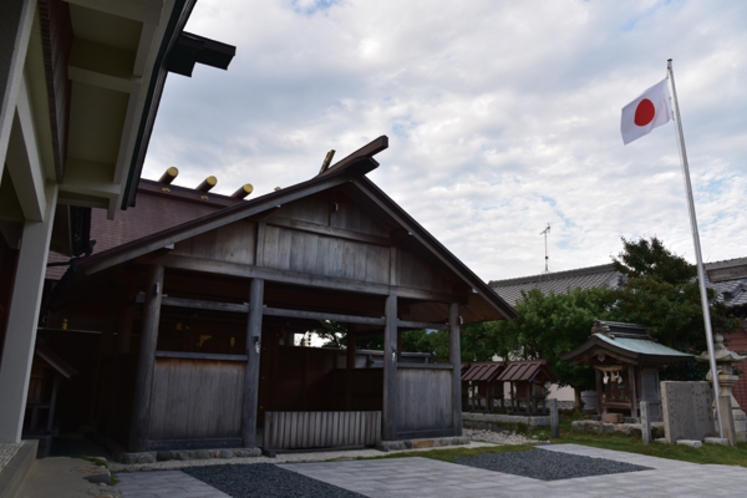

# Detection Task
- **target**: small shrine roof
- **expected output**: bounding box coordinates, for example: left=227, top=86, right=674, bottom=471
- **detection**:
left=595, top=334, right=692, bottom=358
left=461, top=361, right=506, bottom=382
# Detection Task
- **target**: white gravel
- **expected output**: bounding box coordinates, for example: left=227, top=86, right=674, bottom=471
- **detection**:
left=0, top=443, right=22, bottom=473
left=463, top=428, right=546, bottom=445
left=110, top=441, right=499, bottom=473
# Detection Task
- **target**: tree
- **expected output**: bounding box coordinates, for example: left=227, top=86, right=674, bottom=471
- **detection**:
left=493, top=286, right=616, bottom=408
left=610, top=236, right=740, bottom=380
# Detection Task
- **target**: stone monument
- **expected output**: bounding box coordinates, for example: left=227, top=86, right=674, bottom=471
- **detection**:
left=697, top=334, right=747, bottom=442
left=660, top=381, right=714, bottom=444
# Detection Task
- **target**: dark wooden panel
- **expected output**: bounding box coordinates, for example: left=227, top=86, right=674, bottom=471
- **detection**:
left=149, top=357, right=244, bottom=440
left=396, top=367, right=452, bottom=432
left=173, top=221, right=256, bottom=265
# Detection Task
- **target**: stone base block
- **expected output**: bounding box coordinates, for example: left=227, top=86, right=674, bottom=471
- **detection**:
left=380, top=436, right=469, bottom=452
left=118, top=447, right=261, bottom=464
left=676, top=439, right=703, bottom=448
left=704, top=437, right=730, bottom=446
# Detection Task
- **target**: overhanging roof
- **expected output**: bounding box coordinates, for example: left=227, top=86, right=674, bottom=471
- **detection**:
left=72, top=136, right=517, bottom=323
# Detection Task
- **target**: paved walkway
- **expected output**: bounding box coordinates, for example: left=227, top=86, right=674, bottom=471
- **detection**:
left=116, top=444, right=747, bottom=498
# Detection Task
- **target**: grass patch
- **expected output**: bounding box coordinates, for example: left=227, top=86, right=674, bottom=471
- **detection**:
left=80, top=455, right=108, bottom=468
left=352, top=444, right=537, bottom=464
left=527, top=413, right=747, bottom=468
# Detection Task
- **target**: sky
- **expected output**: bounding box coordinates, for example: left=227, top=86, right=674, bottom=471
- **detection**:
left=142, top=0, right=747, bottom=282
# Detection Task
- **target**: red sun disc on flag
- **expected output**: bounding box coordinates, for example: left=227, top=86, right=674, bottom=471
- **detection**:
left=634, top=99, right=655, bottom=126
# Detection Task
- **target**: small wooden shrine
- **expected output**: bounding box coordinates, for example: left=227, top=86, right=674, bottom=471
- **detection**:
left=561, top=321, right=692, bottom=421
left=499, top=360, right=557, bottom=414
left=461, top=361, right=506, bottom=411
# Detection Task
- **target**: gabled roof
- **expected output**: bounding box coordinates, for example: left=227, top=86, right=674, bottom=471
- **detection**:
left=497, top=360, right=557, bottom=383
left=561, top=329, right=693, bottom=365
left=489, top=264, right=622, bottom=307
left=461, top=362, right=506, bottom=382
left=73, top=136, right=517, bottom=322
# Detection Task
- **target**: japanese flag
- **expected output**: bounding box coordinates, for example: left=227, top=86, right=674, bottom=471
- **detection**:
left=621, top=78, right=672, bottom=145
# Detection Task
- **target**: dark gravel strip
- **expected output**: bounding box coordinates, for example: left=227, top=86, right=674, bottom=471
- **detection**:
left=182, top=463, right=367, bottom=498
left=455, top=448, right=653, bottom=481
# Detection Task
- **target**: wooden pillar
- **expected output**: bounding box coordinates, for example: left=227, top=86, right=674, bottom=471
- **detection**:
left=128, top=265, right=164, bottom=452
left=345, top=334, right=356, bottom=410
left=595, top=368, right=603, bottom=415
left=242, top=278, right=264, bottom=447
left=449, top=302, right=462, bottom=436
left=628, top=366, right=638, bottom=420
left=382, top=294, right=397, bottom=440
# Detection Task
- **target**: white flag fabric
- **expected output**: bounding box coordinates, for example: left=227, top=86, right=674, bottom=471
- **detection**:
left=621, top=78, right=672, bottom=145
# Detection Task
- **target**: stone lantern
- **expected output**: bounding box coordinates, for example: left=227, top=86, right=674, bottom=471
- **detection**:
left=697, top=334, right=747, bottom=442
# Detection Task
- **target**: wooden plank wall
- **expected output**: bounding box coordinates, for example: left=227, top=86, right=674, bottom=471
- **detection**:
left=148, top=357, right=244, bottom=440
left=172, top=221, right=256, bottom=265
left=261, top=226, right=390, bottom=283
left=396, top=367, right=452, bottom=432
left=264, top=411, right=381, bottom=450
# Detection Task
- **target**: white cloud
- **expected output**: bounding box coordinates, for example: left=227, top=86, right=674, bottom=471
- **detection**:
left=143, top=0, right=747, bottom=280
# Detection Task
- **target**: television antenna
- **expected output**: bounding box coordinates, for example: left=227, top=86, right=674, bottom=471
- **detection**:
left=540, top=223, right=551, bottom=273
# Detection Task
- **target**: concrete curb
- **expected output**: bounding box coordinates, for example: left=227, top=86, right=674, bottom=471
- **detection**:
left=0, top=440, right=38, bottom=498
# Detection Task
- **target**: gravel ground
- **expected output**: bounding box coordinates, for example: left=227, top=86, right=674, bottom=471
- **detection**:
left=183, top=463, right=367, bottom=498
left=463, top=428, right=543, bottom=445
left=455, top=447, right=652, bottom=481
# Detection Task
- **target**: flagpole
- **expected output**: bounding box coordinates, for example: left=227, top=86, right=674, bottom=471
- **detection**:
left=666, top=58, right=723, bottom=438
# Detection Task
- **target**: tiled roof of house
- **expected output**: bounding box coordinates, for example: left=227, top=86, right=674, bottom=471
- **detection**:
left=490, top=259, right=747, bottom=310
left=488, top=264, right=622, bottom=307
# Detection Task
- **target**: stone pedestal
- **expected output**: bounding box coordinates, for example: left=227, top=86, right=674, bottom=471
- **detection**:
left=699, top=334, right=747, bottom=443
left=706, top=370, right=747, bottom=442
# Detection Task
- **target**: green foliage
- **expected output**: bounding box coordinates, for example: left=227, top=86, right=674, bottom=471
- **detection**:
left=610, top=236, right=740, bottom=358
left=493, top=287, right=616, bottom=392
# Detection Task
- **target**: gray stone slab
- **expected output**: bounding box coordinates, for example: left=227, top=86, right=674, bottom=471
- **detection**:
left=661, top=381, right=715, bottom=443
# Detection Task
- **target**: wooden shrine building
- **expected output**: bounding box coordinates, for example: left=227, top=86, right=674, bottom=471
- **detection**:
left=561, top=321, right=692, bottom=421
left=46, top=136, right=517, bottom=452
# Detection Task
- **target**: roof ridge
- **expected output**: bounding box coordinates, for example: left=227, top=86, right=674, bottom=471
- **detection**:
left=489, top=263, right=617, bottom=287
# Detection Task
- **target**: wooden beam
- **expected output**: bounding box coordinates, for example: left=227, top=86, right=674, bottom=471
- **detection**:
left=382, top=294, right=397, bottom=440
left=242, top=278, right=264, bottom=447
left=449, top=303, right=462, bottom=435
left=267, top=217, right=391, bottom=246
left=137, top=293, right=250, bottom=313
left=263, top=306, right=385, bottom=326
left=128, top=265, right=164, bottom=452
left=322, top=135, right=388, bottom=176
left=397, top=319, right=448, bottom=331
left=154, top=254, right=466, bottom=304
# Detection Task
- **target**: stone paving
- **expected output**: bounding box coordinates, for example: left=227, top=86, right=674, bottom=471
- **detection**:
left=117, top=470, right=231, bottom=498
left=116, top=444, right=747, bottom=498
